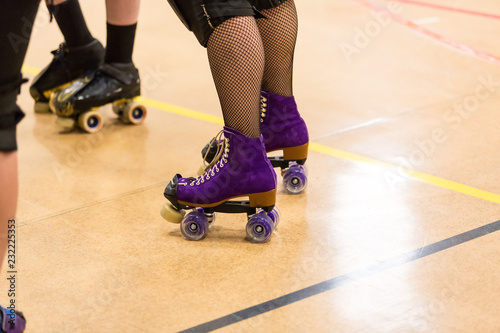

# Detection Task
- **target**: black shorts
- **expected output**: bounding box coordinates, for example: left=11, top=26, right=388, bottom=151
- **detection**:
left=168, top=0, right=289, bottom=46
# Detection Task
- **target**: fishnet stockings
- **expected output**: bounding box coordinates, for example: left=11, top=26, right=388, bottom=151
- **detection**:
left=207, top=16, right=264, bottom=138
left=257, top=0, right=298, bottom=97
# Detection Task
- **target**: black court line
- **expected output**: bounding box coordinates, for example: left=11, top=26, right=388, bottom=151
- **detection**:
left=179, top=220, right=500, bottom=333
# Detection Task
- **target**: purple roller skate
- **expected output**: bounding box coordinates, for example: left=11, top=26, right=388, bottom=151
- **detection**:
left=1, top=306, right=26, bottom=333
left=202, top=90, right=309, bottom=194
left=160, top=126, right=278, bottom=242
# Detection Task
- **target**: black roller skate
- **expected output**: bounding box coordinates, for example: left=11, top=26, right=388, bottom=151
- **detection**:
left=29, top=39, right=104, bottom=113
left=51, top=62, right=147, bottom=133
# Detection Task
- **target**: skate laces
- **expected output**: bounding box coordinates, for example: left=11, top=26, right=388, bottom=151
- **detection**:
left=51, top=43, right=70, bottom=61
left=260, top=95, right=268, bottom=123
left=192, top=131, right=230, bottom=186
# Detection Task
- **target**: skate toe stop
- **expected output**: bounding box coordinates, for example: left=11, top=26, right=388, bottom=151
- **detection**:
left=160, top=203, right=185, bottom=223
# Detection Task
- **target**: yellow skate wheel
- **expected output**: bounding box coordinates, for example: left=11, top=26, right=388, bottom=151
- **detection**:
left=34, top=101, right=51, bottom=114
left=197, top=164, right=207, bottom=177
left=55, top=116, right=76, bottom=129
left=78, top=111, right=103, bottom=133
left=122, top=102, right=147, bottom=125
left=160, top=203, right=185, bottom=224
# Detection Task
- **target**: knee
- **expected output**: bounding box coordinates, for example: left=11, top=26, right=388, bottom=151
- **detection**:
left=0, top=83, right=25, bottom=152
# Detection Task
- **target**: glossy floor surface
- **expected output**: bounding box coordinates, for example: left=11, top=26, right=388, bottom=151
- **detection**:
left=1, top=0, right=500, bottom=332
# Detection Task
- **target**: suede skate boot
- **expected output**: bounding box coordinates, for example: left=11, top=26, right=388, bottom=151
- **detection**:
left=0, top=306, right=26, bottom=333
left=161, top=126, right=280, bottom=242
left=29, top=39, right=104, bottom=113
left=52, top=62, right=146, bottom=133
left=202, top=90, right=309, bottom=193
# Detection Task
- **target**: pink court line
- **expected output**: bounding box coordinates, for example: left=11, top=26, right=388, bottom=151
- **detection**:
left=390, top=0, right=500, bottom=20
left=350, top=0, right=500, bottom=66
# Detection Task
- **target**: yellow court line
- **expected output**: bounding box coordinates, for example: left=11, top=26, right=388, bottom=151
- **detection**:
left=22, top=67, right=500, bottom=205
left=136, top=96, right=223, bottom=125
left=309, top=142, right=500, bottom=204
left=22, top=65, right=40, bottom=76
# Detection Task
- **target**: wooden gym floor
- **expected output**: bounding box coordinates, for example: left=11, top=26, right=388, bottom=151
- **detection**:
left=1, top=0, right=500, bottom=331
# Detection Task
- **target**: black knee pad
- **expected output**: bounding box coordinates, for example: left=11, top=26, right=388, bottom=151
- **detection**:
left=249, top=0, right=289, bottom=11
left=0, top=79, right=26, bottom=152
left=167, top=0, right=257, bottom=47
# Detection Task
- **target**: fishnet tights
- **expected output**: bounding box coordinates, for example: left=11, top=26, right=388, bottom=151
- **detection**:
left=258, top=0, right=298, bottom=97
left=207, top=16, right=264, bottom=138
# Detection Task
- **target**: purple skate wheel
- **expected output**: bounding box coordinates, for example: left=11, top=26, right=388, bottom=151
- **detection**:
left=283, top=164, right=307, bottom=194
left=180, top=210, right=209, bottom=241
left=246, top=212, right=274, bottom=243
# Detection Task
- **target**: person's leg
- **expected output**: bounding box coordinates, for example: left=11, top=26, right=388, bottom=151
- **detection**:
left=0, top=0, right=40, bottom=330
left=206, top=16, right=264, bottom=138
left=0, top=153, right=18, bottom=267
left=254, top=0, right=297, bottom=97
left=47, top=0, right=94, bottom=48
left=161, top=1, right=277, bottom=242
left=255, top=0, right=308, bottom=193
left=104, top=0, right=140, bottom=64
left=201, top=0, right=308, bottom=194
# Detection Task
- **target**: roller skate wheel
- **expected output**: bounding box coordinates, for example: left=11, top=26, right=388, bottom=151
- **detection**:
left=160, top=203, right=185, bottom=224
left=283, top=164, right=307, bottom=194
left=34, top=101, right=51, bottom=114
left=122, top=102, right=147, bottom=125
left=112, top=102, right=124, bottom=115
left=55, top=116, right=76, bottom=129
left=197, top=164, right=207, bottom=177
left=246, top=212, right=274, bottom=243
left=180, top=211, right=209, bottom=241
left=78, top=110, right=103, bottom=133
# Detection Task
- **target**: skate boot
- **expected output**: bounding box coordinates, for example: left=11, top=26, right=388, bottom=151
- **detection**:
left=161, top=126, right=280, bottom=243
left=29, top=39, right=104, bottom=113
left=202, top=90, right=309, bottom=194
left=1, top=306, right=26, bottom=333
left=51, top=62, right=147, bottom=133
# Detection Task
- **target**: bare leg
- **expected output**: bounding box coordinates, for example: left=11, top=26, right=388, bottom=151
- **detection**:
left=0, top=152, right=18, bottom=267
left=106, top=0, right=141, bottom=26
